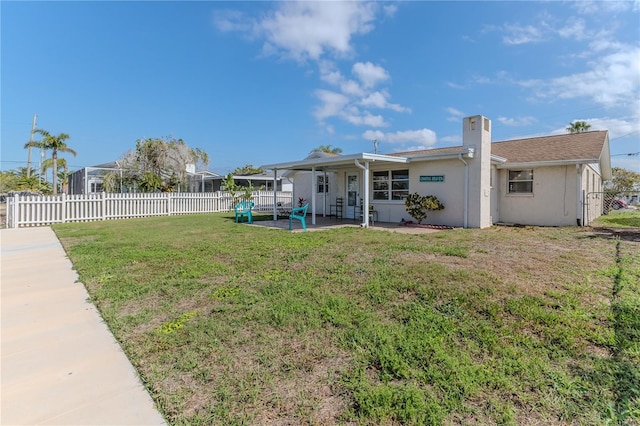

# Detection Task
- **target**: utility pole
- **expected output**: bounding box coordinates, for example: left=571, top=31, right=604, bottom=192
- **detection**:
left=26, top=114, right=37, bottom=177
left=373, top=139, right=378, bottom=154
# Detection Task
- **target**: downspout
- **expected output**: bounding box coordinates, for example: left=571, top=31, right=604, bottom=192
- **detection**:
left=576, top=164, right=583, bottom=226
left=458, top=154, right=469, bottom=229
left=354, top=159, right=370, bottom=227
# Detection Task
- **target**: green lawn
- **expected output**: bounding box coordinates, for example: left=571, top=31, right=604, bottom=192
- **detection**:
left=53, top=214, right=639, bottom=425
left=594, top=209, right=640, bottom=228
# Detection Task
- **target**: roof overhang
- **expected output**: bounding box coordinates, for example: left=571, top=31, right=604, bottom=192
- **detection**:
left=404, top=147, right=476, bottom=162
left=491, top=154, right=508, bottom=164
left=496, top=159, right=603, bottom=169
left=261, top=153, right=408, bottom=171
left=600, top=133, right=612, bottom=180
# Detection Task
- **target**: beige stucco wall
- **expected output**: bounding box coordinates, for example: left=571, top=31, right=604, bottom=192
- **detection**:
left=496, top=163, right=604, bottom=226
left=582, top=164, right=604, bottom=225
left=291, top=171, right=338, bottom=216
left=357, top=161, right=466, bottom=226
left=497, top=165, right=579, bottom=226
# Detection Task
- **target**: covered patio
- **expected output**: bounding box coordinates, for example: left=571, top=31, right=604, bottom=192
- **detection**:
left=261, top=153, right=409, bottom=228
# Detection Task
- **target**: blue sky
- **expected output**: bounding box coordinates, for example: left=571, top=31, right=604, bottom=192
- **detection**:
left=2, top=1, right=639, bottom=175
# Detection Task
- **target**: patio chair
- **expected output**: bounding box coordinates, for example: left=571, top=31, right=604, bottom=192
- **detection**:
left=289, top=203, right=309, bottom=231
left=234, top=200, right=254, bottom=224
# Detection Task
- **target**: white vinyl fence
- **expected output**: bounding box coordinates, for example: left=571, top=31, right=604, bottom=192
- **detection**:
left=5, top=191, right=293, bottom=228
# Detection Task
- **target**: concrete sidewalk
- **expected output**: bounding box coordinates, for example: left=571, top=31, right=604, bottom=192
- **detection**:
left=1, top=227, right=166, bottom=425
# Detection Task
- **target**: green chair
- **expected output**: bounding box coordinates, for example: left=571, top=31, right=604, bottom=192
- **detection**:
left=234, top=200, right=254, bottom=224
left=289, top=204, right=309, bottom=231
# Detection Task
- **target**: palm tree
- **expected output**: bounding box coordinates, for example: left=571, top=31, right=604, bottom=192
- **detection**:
left=24, top=130, right=76, bottom=195
left=310, top=145, right=343, bottom=155
left=41, top=158, right=68, bottom=193
left=566, top=121, right=591, bottom=133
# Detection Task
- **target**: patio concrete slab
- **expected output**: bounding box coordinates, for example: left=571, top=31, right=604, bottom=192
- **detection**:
left=1, top=227, right=166, bottom=426
left=249, top=216, right=446, bottom=234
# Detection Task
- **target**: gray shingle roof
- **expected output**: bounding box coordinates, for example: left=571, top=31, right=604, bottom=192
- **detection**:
left=490, top=131, right=608, bottom=163
left=389, top=131, right=609, bottom=164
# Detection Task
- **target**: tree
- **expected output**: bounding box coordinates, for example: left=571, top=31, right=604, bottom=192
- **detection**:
left=606, top=167, right=640, bottom=193
left=566, top=121, right=591, bottom=133
left=223, top=173, right=254, bottom=205
left=24, top=129, right=76, bottom=195
left=41, top=158, right=69, bottom=193
left=232, top=164, right=264, bottom=175
left=0, top=170, right=20, bottom=193
left=118, top=136, right=209, bottom=192
left=0, top=167, right=49, bottom=193
left=404, top=193, right=444, bottom=224
left=310, top=145, right=342, bottom=155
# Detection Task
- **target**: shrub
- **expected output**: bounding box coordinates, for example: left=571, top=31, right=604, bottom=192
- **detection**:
left=405, top=193, right=444, bottom=224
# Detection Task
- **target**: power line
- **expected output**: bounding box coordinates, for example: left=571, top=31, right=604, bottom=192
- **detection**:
left=611, top=152, right=640, bottom=157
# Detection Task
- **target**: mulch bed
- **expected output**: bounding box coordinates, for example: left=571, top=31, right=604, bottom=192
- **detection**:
left=399, top=221, right=454, bottom=230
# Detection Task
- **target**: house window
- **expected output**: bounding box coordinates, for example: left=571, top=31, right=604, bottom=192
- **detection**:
left=373, top=169, right=409, bottom=200
left=317, top=175, right=329, bottom=193
left=508, top=169, right=533, bottom=193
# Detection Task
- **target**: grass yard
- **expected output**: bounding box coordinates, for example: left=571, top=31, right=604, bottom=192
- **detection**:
left=53, top=213, right=639, bottom=425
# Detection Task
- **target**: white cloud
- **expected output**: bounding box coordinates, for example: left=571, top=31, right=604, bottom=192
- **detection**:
left=497, top=116, right=537, bottom=127
left=549, top=117, right=640, bottom=140
left=502, top=23, right=545, bottom=45
left=315, top=60, right=409, bottom=127
left=213, top=10, right=252, bottom=33
left=446, top=81, right=465, bottom=89
left=528, top=46, right=640, bottom=108
left=557, top=17, right=588, bottom=40
left=256, top=2, right=378, bottom=61
left=573, top=1, right=638, bottom=15
left=440, top=135, right=462, bottom=144
left=352, top=62, right=390, bottom=88
left=362, top=128, right=437, bottom=146
left=318, top=60, right=344, bottom=85
left=313, top=90, right=350, bottom=120
left=446, top=107, right=465, bottom=122
left=383, top=4, right=398, bottom=17
left=343, top=108, right=387, bottom=127
left=215, top=2, right=410, bottom=132
left=360, top=91, right=410, bottom=112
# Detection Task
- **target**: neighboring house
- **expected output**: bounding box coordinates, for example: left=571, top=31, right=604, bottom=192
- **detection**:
left=68, top=162, right=120, bottom=194
left=208, top=171, right=293, bottom=192
left=261, top=115, right=612, bottom=228
left=67, top=163, right=222, bottom=194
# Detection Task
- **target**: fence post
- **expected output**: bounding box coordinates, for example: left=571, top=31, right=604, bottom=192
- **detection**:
left=10, top=194, right=19, bottom=228
left=167, top=192, right=172, bottom=216
left=101, top=192, right=107, bottom=221
left=61, top=193, right=67, bottom=223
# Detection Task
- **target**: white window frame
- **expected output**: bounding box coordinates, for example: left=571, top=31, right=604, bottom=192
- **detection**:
left=373, top=169, right=409, bottom=201
left=508, top=169, right=533, bottom=194
left=316, top=175, right=329, bottom=194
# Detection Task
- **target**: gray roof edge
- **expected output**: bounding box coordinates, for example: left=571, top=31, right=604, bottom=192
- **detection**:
left=261, top=153, right=408, bottom=170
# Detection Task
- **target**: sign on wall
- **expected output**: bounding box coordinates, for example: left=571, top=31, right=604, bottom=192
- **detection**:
left=419, top=175, right=445, bottom=182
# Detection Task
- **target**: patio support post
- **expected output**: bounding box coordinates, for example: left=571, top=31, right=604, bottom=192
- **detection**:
left=311, top=166, right=316, bottom=225
left=323, top=170, right=327, bottom=217
left=354, top=159, right=370, bottom=227
left=273, top=168, right=278, bottom=221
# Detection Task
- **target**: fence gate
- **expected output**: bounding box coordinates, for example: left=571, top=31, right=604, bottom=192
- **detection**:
left=584, top=190, right=638, bottom=225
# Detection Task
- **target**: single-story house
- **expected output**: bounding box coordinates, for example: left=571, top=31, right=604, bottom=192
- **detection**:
left=67, top=163, right=223, bottom=194
left=261, top=115, right=611, bottom=228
